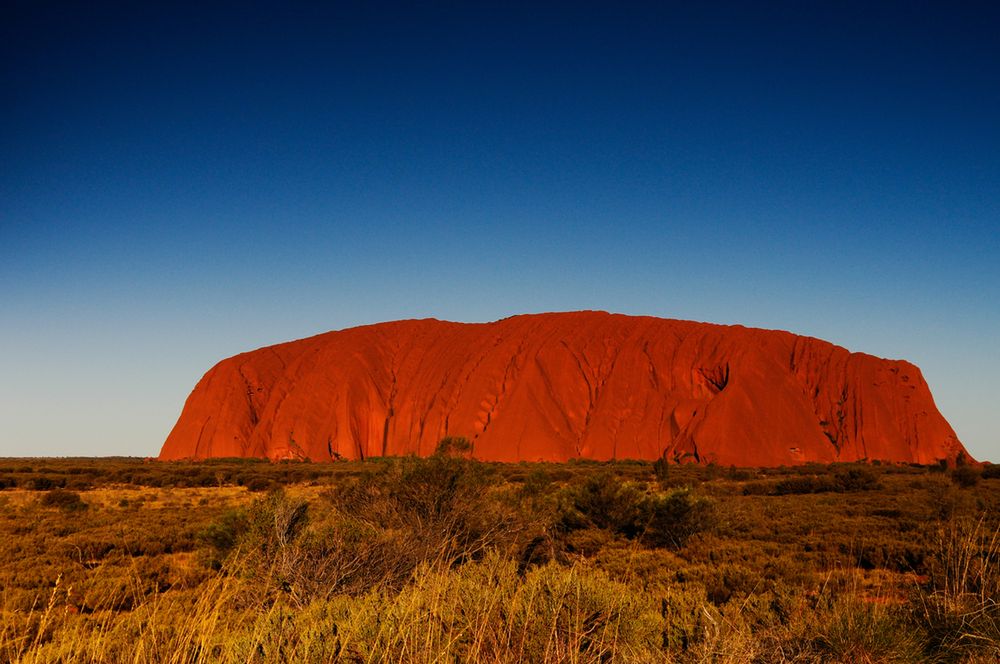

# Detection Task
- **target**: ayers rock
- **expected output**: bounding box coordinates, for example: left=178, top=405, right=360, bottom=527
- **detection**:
left=159, top=311, right=968, bottom=466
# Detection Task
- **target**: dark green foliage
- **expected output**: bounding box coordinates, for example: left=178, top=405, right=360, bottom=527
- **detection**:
left=931, top=459, right=950, bottom=473
left=562, top=472, right=646, bottom=536
left=197, top=508, right=249, bottom=567
left=773, top=475, right=837, bottom=494
left=742, top=464, right=881, bottom=495
left=726, top=466, right=755, bottom=481
left=243, top=477, right=274, bottom=492
left=951, top=464, right=981, bottom=488
left=245, top=489, right=309, bottom=553
left=207, top=490, right=325, bottom=604
left=520, top=467, right=553, bottom=496
left=641, top=488, right=715, bottom=549
left=30, top=476, right=60, bottom=491
left=39, top=488, right=87, bottom=511
left=832, top=466, right=880, bottom=491
left=434, top=435, right=473, bottom=456
left=652, top=457, right=670, bottom=484
left=561, top=472, right=714, bottom=549
left=328, top=456, right=516, bottom=567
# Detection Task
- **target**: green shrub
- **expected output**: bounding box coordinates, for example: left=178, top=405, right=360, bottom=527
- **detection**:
left=561, top=472, right=646, bottom=537
left=743, top=466, right=880, bottom=496
left=520, top=467, right=553, bottom=496
left=727, top=466, right=755, bottom=481
left=774, top=475, right=836, bottom=494
left=322, top=456, right=525, bottom=592
left=434, top=435, right=473, bottom=457
left=641, top=488, right=715, bottom=549
left=245, top=489, right=309, bottom=546
left=833, top=466, right=880, bottom=491
left=244, top=477, right=274, bottom=492
left=561, top=473, right=713, bottom=550
left=39, top=488, right=87, bottom=511
left=951, top=465, right=981, bottom=488
left=198, top=508, right=249, bottom=567
left=741, top=481, right=771, bottom=496
left=30, top=476, right=59, bottom=491
left=653, top=457, right=670, bottom=484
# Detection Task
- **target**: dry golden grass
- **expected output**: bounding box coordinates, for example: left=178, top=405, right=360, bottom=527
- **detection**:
left=0, top=457, right=997, bottom=662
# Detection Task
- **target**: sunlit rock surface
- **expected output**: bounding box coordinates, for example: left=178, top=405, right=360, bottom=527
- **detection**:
left=159, top=312, right=967, bottom=466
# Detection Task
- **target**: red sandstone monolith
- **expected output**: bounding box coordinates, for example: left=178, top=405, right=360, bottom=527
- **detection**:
left=159, top=312, right=968, bottom=466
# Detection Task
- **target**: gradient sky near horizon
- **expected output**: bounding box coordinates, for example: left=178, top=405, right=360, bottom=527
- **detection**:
left=2, top=1, right=998, bottom=461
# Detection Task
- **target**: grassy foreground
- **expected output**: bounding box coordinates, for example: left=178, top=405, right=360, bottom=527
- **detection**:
left=0, top=456, right=998, bottom=663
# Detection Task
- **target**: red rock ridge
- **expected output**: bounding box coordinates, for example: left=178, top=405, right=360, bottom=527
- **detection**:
left=159, top=311, right=968, bottom=466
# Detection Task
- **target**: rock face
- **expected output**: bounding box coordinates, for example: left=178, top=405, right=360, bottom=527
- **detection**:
left=159, top=312, right=968, bottom=466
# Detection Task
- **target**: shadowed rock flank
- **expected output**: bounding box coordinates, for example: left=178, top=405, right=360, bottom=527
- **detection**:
left=159, top=312, right=968, bottom=466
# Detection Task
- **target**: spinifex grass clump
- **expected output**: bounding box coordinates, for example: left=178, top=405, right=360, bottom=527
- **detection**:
left=914, top=514, right=1000, bottom=660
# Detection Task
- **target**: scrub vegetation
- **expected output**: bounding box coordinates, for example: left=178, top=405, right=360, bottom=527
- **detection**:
left=0, top=456, right=998, bottom=662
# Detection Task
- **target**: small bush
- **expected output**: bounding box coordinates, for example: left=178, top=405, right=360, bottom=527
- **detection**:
left=245, top=489, right=309, bottom=548
left=30, top=476, right=59, bottom=491
left=773, top=475, right=836, bottom=495
left=561, top=473, right=713, bottom=549
left=520, top=467, right=553, bottom=496
left=244, top=477, right=274, bottom=492
left=322, top=456, right=525, bottom=593
left=562, top=473, right=646, bottom=537
left=727, top=466, right=755, bottom=481
left=39, top=489, right=87, bottom=511
left=642, top=488, right=715, bottom=549
left=743, top=466, right=880, bottom=495
left=833, top=466, right=880, bottom=491
left=741, top=481, right=772, bottom=496
left=434, top=436, right=473, bottom=457
left=653, top=457, right=670, bottom=484
left=951, top=465, right=981, bottom=488
left=198, top=508, right=249, bottom=566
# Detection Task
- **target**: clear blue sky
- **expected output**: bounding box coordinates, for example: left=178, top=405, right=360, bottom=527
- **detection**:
left=2, top=1, right=997, bottom=461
